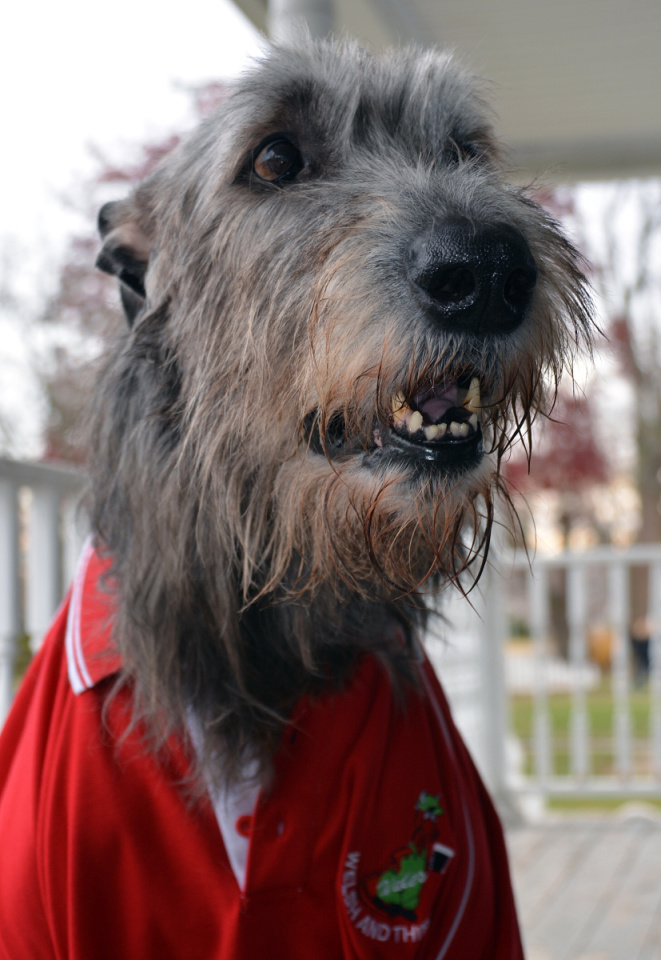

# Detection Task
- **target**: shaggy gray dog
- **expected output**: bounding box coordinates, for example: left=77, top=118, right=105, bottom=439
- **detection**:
left=92, top=39, right=591, bottom=787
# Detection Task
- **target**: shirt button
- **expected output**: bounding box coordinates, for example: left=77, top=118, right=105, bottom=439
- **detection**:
left=235, top=815, right=253, bottom=838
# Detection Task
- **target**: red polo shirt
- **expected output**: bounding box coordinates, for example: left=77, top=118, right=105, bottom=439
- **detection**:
left=0, top=543, right=523, bottom=959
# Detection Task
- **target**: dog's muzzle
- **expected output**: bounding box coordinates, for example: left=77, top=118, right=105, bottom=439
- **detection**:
left=306, top=220, right=538, bottom=477
left=407, top=219, right=537, bottom=335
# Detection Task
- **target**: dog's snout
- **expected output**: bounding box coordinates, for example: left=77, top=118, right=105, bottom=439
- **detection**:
left=407, top=220, right=538, bottom=335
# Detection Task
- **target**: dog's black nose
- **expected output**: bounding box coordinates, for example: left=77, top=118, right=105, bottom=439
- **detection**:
left=407, top=220, right=537, bottom=335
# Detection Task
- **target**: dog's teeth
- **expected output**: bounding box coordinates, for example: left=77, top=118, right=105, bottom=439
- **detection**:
left=438, top=422, right=447, bottom=437
left=392, top=408, right=408, bottom=426
left=392, top=401, right=410, bottom=426
left=409, top=410, right=423, bottom=433
left=450, top=421, right=466, bottom=438
left=464, top=378, right=481, bottom=414
left=424, top=424, right=440, bottom=440
left=469, top=413, right=478, bottom=429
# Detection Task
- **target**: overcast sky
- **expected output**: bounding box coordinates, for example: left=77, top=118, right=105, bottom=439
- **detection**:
left=0, top=0, right=263, bottom=455
left=2, top=0, right=263, bottom=259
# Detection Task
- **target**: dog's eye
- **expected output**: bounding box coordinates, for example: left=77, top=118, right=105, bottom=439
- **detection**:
left=253, top=138, right=304, bottom=183
left=446, top=137, right=491, bottom=167
left=444, top=140, right=476, bottom=166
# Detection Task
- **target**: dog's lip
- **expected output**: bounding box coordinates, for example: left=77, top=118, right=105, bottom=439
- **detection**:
left=382, top=422, right=483, bottom=461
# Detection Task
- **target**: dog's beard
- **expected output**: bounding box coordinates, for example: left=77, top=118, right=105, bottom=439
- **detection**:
left=283, top=341, right=550, bottom=602
left=263, top=435, right=497, bottom=608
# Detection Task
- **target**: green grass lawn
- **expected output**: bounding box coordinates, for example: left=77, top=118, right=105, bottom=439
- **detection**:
left=510, top=680, right=657, bottom=779
left=12, top=633, right=33, bottom=690
left=547, top=796, right=661, bottom=813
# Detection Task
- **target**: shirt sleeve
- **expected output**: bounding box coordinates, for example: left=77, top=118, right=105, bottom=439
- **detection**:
left=0, top=601, right=71, bottom=959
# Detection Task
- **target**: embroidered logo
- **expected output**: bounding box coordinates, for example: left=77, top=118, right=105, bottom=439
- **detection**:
left=342, top=792, right=456, bottom=945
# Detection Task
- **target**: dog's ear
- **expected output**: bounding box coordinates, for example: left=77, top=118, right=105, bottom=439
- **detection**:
left=96, top=200, right=152, bottom=327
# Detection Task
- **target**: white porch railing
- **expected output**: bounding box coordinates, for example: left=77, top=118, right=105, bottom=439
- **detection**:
left=428, top=546, right=661, bottom=807
left=500, top=546, right=661, bottom=799
left=0, top=457, right=86, bottom=725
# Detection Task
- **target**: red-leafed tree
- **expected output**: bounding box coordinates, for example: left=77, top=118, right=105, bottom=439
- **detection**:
left=505, top=181, right=661, bottom=646
left=575, top=180, right=661, bottom=547
left=506, top=393, right=608, bottom=494
left=504, top=389, right=610, bottom=548
left=503, top=188, right=611, bottom=547
left=503, top=387, right=612, bottom=658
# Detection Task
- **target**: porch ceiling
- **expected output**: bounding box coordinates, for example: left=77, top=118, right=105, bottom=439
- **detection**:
left=232, top=0, right=661, bottom=182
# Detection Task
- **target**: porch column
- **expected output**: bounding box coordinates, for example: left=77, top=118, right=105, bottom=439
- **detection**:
left=268, top=0, right=334, bottom=40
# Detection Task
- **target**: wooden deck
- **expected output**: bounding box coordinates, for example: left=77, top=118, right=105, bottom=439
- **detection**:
left=506, top=815, right=661, bottom=960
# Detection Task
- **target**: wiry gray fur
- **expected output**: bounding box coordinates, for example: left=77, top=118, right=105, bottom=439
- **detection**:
left=89, top=38, right=593, bottom=786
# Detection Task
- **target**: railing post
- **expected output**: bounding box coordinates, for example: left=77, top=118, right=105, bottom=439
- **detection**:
left=0, top=479, right=21, bottom=725
left=478, top=561, right=508, bottom=795
left=0, top=458, right=85, bottom=726
left=25, top=486, right=63, bottom=655
left=567, top=562, right=590, bottom=782
left=610, top=561, right=632, bottom=783
left=649, top=562, right=661, bottom=781
left=268, top=0, right=334, bottom=39
left=530, top=564, right=551, bottom=791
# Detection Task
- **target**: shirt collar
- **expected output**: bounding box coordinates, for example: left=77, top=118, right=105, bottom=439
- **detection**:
left=65, top=538, right=123, bottom=694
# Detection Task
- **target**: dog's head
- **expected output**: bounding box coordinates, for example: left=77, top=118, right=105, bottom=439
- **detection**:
left=90, top=38, right=593, bottom=779
left=94, top=39, right=592, bottom=601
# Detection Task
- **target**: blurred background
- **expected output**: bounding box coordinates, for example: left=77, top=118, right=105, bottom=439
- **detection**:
left=2, top=2, right=661, bottom=956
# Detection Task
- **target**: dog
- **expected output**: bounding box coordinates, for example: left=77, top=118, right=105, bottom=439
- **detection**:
left=0, top=38, right=591, bottom=959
